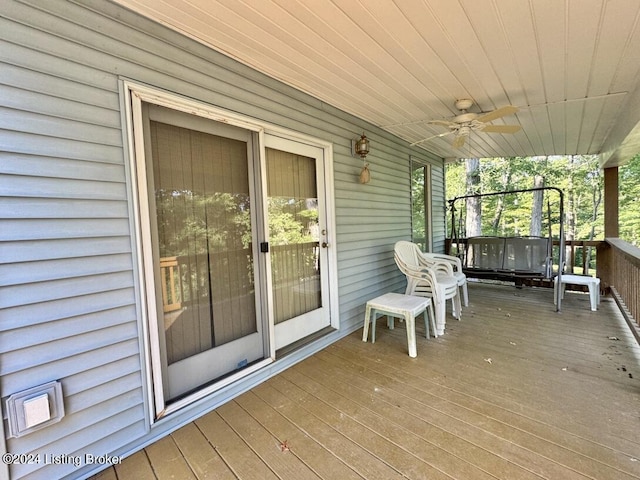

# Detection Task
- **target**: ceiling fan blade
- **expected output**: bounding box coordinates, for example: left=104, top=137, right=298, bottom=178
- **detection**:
left=481, top=124, right=522, bottom=134
left=410, top=131, right=453, bottom=146
left=453, top=135, right=467, bottom=149
left=427, top=119, right=458, bottom=128
left=475, top=105, right=518, bottom=123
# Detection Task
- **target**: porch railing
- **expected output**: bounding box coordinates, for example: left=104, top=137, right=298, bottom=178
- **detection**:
left=597, top=238, right=640, bottom=330
left=555, top=240, right=601, bottom=275
left=446, top=236, right=638, bottom=329
left=158, top=242, right=321, bottom=316
left=160, top=256, right=182, bottom=313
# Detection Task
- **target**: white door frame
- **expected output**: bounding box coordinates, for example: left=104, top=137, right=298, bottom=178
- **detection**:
left=122, top=80, right=339, bottom=421
left=263, top=135, right=331, bottom=350
left=260, top=131, right=339, bottom=358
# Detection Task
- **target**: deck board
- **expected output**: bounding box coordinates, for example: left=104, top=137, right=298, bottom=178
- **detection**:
left=170, top=423, right=236, bottom=480
left=113, top=450, right=155, bottom=480
left=194, top=411, right=280, bottom=480
left=234, top=391, right=363, bottom=480
left=144, top=435, right=197, bottom=480
left=215, top=400, right=322, bottom=480
left=94, top=283, right=640, bottom=480
left=314, top=344, right=589, bottom=480
left=252, top=381, right=406, bottom=480
left=279, top=358, right=502, bottom=480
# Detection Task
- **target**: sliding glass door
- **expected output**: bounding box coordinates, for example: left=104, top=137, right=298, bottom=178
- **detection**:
left=140, top=104, right=266, bottom=402
left=127, top=84, right=336, bottom=416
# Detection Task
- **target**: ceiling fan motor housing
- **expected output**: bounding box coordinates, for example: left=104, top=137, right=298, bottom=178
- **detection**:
left=454, top=98, right=474, bottom=110
left=454, top=112, right=478, bottom=123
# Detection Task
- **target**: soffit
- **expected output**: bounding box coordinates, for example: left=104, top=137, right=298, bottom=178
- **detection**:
left=112, top=0, right=640, bottom=166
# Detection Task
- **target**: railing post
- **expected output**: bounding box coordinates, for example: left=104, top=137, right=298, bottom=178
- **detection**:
left=596, top=241, right=612, bottom=294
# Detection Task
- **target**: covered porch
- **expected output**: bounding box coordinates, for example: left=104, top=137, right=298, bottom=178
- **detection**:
left=5, top=2, right=640, bottom=479
left=95, top=282, right=640, bottom=480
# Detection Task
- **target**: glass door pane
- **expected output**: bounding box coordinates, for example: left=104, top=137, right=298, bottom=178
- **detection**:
left=152, top=121, right=256, bottom=361
left=267, top=148, right=321, bottom=324
left=264, top=137, right=331, bottom=350
left=412, top=161, right=431, bottom=251
left=143, top=104, right=267, bottom=402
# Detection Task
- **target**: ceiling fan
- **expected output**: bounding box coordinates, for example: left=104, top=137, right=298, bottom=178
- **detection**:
left=411, top=99, right=521, bottom=148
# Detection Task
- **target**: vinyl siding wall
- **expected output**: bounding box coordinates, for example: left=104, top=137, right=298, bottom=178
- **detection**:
left=0, top=1, right=445, bottom=478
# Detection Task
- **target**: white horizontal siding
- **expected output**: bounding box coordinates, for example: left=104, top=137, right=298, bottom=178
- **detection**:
left=0, top=219, right=131, bottom=242
left=0, top=129, right=123, bottom=162
left=2, top=237, right=133, bottom=263
left=1, top=306, right=136, bottom=350
left=1, top=324, right=138, bottom=378
left=0, top=84, right=121, bottom=129
left=0, top=1, right=446, bottom=478
left=0, top=253, right=132, bottom=286
left=0, top=40, right=119, bottom=96
left=0, top=288, right=135, bottom=330
left=0, top=107, right=122, bottom=146
left=11, top=400, right=145, bottom=480
left=2, top=198, right=129, bottom=219
left=1, top=272, right=134, bottom=309
left=0, top=175, right=126, bottom=200
left=1, top=3, right=142, bottom=475
left=0, top=153, right=125, bottom=181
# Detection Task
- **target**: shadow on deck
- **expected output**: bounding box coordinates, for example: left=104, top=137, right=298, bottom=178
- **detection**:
left=94, top=282, right=640, bottom=480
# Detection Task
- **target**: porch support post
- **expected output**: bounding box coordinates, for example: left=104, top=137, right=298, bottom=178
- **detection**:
left=598, top=166, right=619, bottom=293
left=603, top=166, right=619, bottom=238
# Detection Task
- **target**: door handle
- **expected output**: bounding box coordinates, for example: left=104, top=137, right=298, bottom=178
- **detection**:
left=321, top=242, right=329, bottom=248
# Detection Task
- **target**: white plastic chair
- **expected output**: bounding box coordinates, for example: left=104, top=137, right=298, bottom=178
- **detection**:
left=394, top=241, right=461, bottom=336
left=418, top=252, right=469, bottom=307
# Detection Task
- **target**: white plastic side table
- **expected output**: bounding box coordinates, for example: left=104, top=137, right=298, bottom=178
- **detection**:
left=554, top=274, right=600, bottom=311
left=362, top=292, right=435, bottom=357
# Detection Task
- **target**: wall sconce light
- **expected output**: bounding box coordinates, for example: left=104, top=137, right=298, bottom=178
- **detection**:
left=352, top=133, right=371, bottom=184
left=353, top=133, right=370, bottom=158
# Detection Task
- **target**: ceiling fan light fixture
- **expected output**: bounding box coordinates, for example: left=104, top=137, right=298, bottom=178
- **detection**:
left=457, top=125, right=471, bottom=136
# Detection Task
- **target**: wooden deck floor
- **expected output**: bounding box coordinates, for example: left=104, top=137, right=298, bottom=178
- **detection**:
left=94, top=282, right=640, bottom=480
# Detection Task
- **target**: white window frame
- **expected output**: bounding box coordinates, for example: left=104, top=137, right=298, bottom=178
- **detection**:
left=410, top=157, right=433, bottom=252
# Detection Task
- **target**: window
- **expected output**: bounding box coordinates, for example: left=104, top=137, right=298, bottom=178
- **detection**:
left=411, top=158, right=432, bottom=251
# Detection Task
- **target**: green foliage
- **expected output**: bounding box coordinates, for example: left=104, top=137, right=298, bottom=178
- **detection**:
left=411, top=165, right=427, bottom=247
left=268, top=197, right=317, bottom=245
left=155, top=191, right=320, bottom=254
left=445, top=155, right=604, bottom=241
left=156, top=190, right=252, bottom=257
left=619, top=154, right=640, bottom=245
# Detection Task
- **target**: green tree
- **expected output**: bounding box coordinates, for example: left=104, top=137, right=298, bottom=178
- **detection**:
left=411, top=165, right=426, bottom=247
left=619, top=154, right=640, bottom=245
left=445, top=155, right=603, bottom=241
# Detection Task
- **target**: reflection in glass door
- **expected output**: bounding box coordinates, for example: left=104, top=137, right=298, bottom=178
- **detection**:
left=265, top=137, right=331, bottom=350
left=139, top=103, right=268, bottom=404
left=129, top=85, right=335, bottom=416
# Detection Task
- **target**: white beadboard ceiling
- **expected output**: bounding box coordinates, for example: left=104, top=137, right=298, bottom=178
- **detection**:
left=112, top=0, right=640, bottom=166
